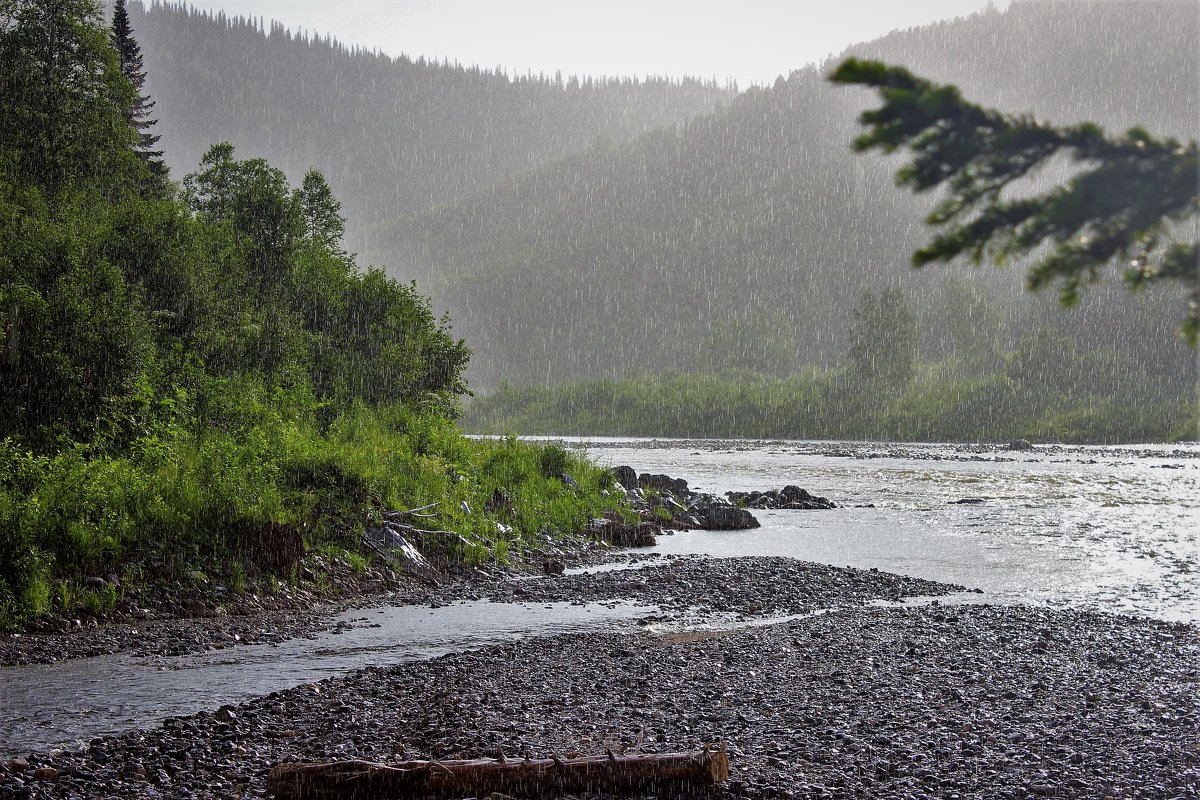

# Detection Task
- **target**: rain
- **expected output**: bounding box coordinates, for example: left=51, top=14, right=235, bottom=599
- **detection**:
left=0, top=1, right=1197, bottom=798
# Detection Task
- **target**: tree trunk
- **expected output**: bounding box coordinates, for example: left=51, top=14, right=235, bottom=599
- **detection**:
left=267, top=750, right=729, bottom=799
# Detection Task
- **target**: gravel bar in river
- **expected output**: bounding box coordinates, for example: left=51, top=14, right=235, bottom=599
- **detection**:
left=1, top=558, right=1197, bottom=799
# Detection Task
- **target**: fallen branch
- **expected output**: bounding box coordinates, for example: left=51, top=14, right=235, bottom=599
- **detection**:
left=361, top=526, right=440, bottom=582
left=383, top=503, right=440, bottom=521
left=267, top=750, right=729, bottom=799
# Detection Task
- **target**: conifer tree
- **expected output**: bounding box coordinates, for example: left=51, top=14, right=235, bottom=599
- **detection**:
left=830, top=58, right=1198, bottom=346
left=111, top=0, right=165, bottom=179
left=1, top=0, right=140, bottom=197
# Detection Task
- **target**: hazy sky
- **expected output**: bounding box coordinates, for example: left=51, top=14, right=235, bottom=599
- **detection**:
left=182, top=0, right=1012, bottom=87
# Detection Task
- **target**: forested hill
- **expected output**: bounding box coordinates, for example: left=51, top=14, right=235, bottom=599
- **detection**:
left=380, top=0, right=1198, bottom=389
left=125, top=1, right=733, bottom=250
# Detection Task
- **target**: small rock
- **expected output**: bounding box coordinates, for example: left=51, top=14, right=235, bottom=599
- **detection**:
left=32, top=767, right=58, bottom=782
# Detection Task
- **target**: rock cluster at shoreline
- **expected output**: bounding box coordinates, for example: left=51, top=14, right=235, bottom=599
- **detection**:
left=603, top=467, right=763, bottom=536
left=726, top=486, right=836, bottom=511
left=2, top=595, right=1194, bottom=799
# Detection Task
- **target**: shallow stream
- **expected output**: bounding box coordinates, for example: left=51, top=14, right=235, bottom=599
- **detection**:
left=0, top=600, right=651, bottom=756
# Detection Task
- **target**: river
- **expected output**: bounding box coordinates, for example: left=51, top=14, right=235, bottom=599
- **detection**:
left=572, top=437, right=1200, bottom=622
left=2, top=437, right=1196, bottom=757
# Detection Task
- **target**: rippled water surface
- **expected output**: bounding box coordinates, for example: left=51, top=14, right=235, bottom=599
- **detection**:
left=570, top=438, right=1200, bottom=622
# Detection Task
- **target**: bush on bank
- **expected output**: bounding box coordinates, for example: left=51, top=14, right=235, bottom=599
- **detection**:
left=0, top=379, right=623, bottom=629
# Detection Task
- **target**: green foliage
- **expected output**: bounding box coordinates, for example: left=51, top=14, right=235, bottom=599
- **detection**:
left=830, top=58, right=1199, bottom=346
left=0, top=190, right=157, bottom=447
left=110, top=0, right=165, bottom=184
left=462, top=350, right=1197, bottom=445
left=0, top=0, right=147, bottom=198
left=0, top=381, right=626, bottom=628
left=297, top=170, right=346, bottom=253
left=183, top=143, right=300, bottom=294
left=846, top=288, right=919, bottom=394
left=0, top=3, right=541, bottom=631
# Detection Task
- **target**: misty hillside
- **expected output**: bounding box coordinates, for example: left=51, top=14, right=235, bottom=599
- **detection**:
left=126, top=1, right=733, bottom=250
left=375, top=0, right=1198, bottom=389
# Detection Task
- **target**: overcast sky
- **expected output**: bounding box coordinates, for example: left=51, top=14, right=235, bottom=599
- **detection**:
left=181, top=0, right=1012, bottom=87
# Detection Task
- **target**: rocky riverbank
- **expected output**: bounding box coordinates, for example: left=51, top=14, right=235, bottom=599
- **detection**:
left=0, top=464, right=831, bottom=668
left=3, top=457, right=1196, bottom=798
left=2, top=592, right=1195, bottom=799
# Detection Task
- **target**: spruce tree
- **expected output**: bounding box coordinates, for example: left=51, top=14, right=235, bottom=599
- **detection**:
left=111, top=0, right=165, bottom=179
left=830, top=58, right=1198, bottom=346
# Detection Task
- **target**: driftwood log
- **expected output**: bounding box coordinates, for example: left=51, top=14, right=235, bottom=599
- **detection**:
left=267, top=750, right=729, bottom=799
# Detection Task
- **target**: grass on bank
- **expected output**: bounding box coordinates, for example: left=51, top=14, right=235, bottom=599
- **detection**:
left=0, top=377, right=625, bottom=631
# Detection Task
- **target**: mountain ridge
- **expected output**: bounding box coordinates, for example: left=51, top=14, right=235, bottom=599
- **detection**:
left=374, top=0, right=1198, bottom=388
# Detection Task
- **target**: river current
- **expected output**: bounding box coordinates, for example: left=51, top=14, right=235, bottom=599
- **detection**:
left=571, top=437, right=1200, bottom=623
left=3, top=437, right=1196, bottom=757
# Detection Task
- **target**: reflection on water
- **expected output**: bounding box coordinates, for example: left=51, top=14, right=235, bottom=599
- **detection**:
left=573, top=438, right=1199, bottom=623
left=0, top=600, right=652, bottom=757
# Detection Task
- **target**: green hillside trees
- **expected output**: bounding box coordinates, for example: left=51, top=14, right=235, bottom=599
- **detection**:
left=1, top=1, right=592, bottom=631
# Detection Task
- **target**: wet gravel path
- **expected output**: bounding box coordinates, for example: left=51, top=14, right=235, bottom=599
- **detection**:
left=2, top=557, right=1197, bottom=799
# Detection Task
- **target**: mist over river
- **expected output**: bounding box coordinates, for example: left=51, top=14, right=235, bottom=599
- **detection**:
left=567, top=438, right=1200, bottom=623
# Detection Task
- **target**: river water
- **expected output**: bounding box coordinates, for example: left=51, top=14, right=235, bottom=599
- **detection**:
left=573, top=438, right=1200, bottom=622
left=2, top=437, right=1197, bottom=757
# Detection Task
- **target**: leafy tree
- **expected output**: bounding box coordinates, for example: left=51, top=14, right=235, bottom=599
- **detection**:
left=830, top=58, right=1199, bottom=346
left=0, top=193, right=155, bottom=446
left=846, top=287, right=918, bottom=392
left=297, top=170, right=346, bottom=253
left=0, top=0, right=143, bottom=198
left=183, top=143, right=300, bottom=293
left=941, top=277, right=1008, bottom=375
left=110, top=0, right=165, bottom=183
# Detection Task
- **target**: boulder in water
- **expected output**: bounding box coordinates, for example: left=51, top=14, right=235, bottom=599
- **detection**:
left=702, top=504, right=761, bottom=530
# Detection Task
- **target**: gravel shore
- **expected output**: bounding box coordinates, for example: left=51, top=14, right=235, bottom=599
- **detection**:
left=2, top=555, right=1197, bottom=799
